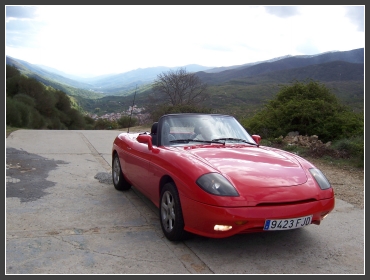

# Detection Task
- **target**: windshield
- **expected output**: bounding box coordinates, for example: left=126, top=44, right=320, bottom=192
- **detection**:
left=158, top=114, right=257, bottom=146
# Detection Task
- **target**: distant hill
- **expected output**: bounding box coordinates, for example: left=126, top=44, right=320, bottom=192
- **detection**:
left=6, top=56, right=212, bottom=96
left=201, top=60, right=364, bottom=117
left=74, top=59, right=364, bottom=119
left=6, top=48, right=364, bottom=118
left=5, top=56, right=96, bottom=90
left=195, top=48, right=364, bottom=85
left=203, top=55, right=293, bottom=73
left=6, top=48, right=363, bottom=97
left=239, top=60, right=364, bottom=83
left=81, top=65, right=212, bottom=94
left=6, top=56, right=105, bottom=99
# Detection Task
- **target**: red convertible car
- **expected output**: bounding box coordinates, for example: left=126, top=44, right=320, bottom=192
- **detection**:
left=112, top=113, right=335, bottom=241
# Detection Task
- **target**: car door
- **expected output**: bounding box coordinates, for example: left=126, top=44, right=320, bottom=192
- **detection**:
left=123, top=137, right=151, bottom=193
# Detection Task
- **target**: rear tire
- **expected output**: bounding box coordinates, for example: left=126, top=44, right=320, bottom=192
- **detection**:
left=112, top=153, right=131, bottom=191
left=159, top=182, right=187, bottom=241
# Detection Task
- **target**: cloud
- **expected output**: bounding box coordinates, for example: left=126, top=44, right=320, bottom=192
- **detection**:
left=6, top=6, right=38, bottom=21
left=296, top=39, right=320, bottom=55
left=5, top=5, right=365, bottom=77
left=201, top=44, right=233, bottom=52
left=6, top=6, right=45, bottom=49
left=264, top=6, right=300, bottom=18
left=344, top=6, right=364, bottom=32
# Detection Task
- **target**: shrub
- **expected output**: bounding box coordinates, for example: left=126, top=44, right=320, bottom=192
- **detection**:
left=13, top=93, right=36, bottom=107
left=94, top=118, right=117, bottom=130
left=6, top=98, right=31, bottom=128
left=117, top=116, right=137, bottom=128
left=28, top=108, right=46, bottom=129
left=241, top=80, right=363, bottom=142
left=331, top=136, right=364, bottom=159
left=83, top=115, right=96, bottom=130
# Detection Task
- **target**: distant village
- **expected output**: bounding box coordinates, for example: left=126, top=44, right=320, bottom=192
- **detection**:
left=86, top=105, right=151, bottom=125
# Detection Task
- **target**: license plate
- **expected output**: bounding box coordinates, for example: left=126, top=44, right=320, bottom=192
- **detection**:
left=263, top=215, right=313, bottom=231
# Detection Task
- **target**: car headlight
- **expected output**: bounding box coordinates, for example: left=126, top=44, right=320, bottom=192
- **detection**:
left=309, top=168, right=331, bottom=190
left=196, top=173, right=239, bottom=196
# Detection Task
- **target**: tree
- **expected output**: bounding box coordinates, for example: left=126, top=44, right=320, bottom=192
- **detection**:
left=151, top=68, right=208, bottom=106
left=6, top=64, right=91, bottom=130
left=55, top=90, right=72, bottom=112
left=241, top=80, right=363, bottom=142
left=6, top=64, right=20, bottom=79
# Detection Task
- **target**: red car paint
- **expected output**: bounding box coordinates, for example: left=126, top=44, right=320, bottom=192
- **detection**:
left=112, top=114, right=335, bottom=240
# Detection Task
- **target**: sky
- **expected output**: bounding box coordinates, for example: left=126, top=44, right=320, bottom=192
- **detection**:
left=5, top=5, right=365, bottom=78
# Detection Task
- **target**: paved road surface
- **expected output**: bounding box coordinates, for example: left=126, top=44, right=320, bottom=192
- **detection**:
left=6, top=130, right=364, bottom=274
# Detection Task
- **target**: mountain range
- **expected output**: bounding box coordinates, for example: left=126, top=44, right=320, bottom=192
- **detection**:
left=6, top=48, right=364, bottom=117
left=6, top=56, right=212, bottom=97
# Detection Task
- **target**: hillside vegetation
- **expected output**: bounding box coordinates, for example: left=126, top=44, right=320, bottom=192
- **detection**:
left=6, top=48, right=363, bottom=112
left=6, top=65, right=95, bottom=130
left=6, top=63, right=364, bottom=168
left=76, top=59, right=364, bottom=120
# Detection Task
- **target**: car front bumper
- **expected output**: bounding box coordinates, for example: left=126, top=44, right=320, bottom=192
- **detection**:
left=181, top=195, right=335, bottom=238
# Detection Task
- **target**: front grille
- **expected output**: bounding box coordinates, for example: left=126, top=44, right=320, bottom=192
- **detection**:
left=255, top=198, right=317, bottom=207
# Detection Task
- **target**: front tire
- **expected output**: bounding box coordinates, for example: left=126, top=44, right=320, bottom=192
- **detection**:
left=159, top=182, right=187, bottom=241
left=112, top=153, right=131, bottom=191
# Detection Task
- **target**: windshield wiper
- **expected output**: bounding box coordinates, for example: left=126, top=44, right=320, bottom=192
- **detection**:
left=211, top=138, right=258, bottom=146
left=169, top=139, right=225, bottom=144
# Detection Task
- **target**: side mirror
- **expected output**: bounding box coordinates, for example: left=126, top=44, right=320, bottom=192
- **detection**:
left=252, top=135, right=261, bottom=145
left=137, top=134, right=153, bottom=150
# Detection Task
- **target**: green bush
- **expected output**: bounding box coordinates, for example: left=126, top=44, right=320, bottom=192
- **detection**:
left=241, top=80, right=363, bottom=142
left=28, top=108, right=46, bottom=129
left=6, top=65, right=91, bottom=130
left=6, top=64, right=20, bottom=79
left=117, top=116, right=137, bottom=128
left=46, top=117, right=67, bottom=130
left=6, top=98, right=32, bottom=128
left=331, top=136, right=364, bottom=159
left=13, top=93, right=36, bottom=107
left=66, top=108, right=86, bottom=130
left=94, top=118, right=118, bottom=130
left=83, top=115, right=96, bottom=130
left=6, top=76, right=20, bottom=97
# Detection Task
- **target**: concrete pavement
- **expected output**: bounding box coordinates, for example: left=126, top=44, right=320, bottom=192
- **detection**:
left=6, top=130, right=364, bottom=274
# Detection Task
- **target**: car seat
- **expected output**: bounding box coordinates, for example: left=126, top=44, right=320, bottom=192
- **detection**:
left=150, top=122, right=158, bottom=146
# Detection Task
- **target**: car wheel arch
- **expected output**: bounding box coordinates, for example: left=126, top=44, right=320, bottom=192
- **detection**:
left=112, top=150, right=118, bottom=165
left=112, top=151, right=131, bottom=191
left=159, top=180, right=191, bottom=241
left=159, top=175, right=175, bottom=198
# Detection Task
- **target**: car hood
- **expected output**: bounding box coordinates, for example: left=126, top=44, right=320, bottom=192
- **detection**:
left=186, top=146, right=307, bottom=188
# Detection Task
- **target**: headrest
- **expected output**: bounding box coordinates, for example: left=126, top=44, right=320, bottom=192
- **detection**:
left=151, top=122, right=158, bottom=134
